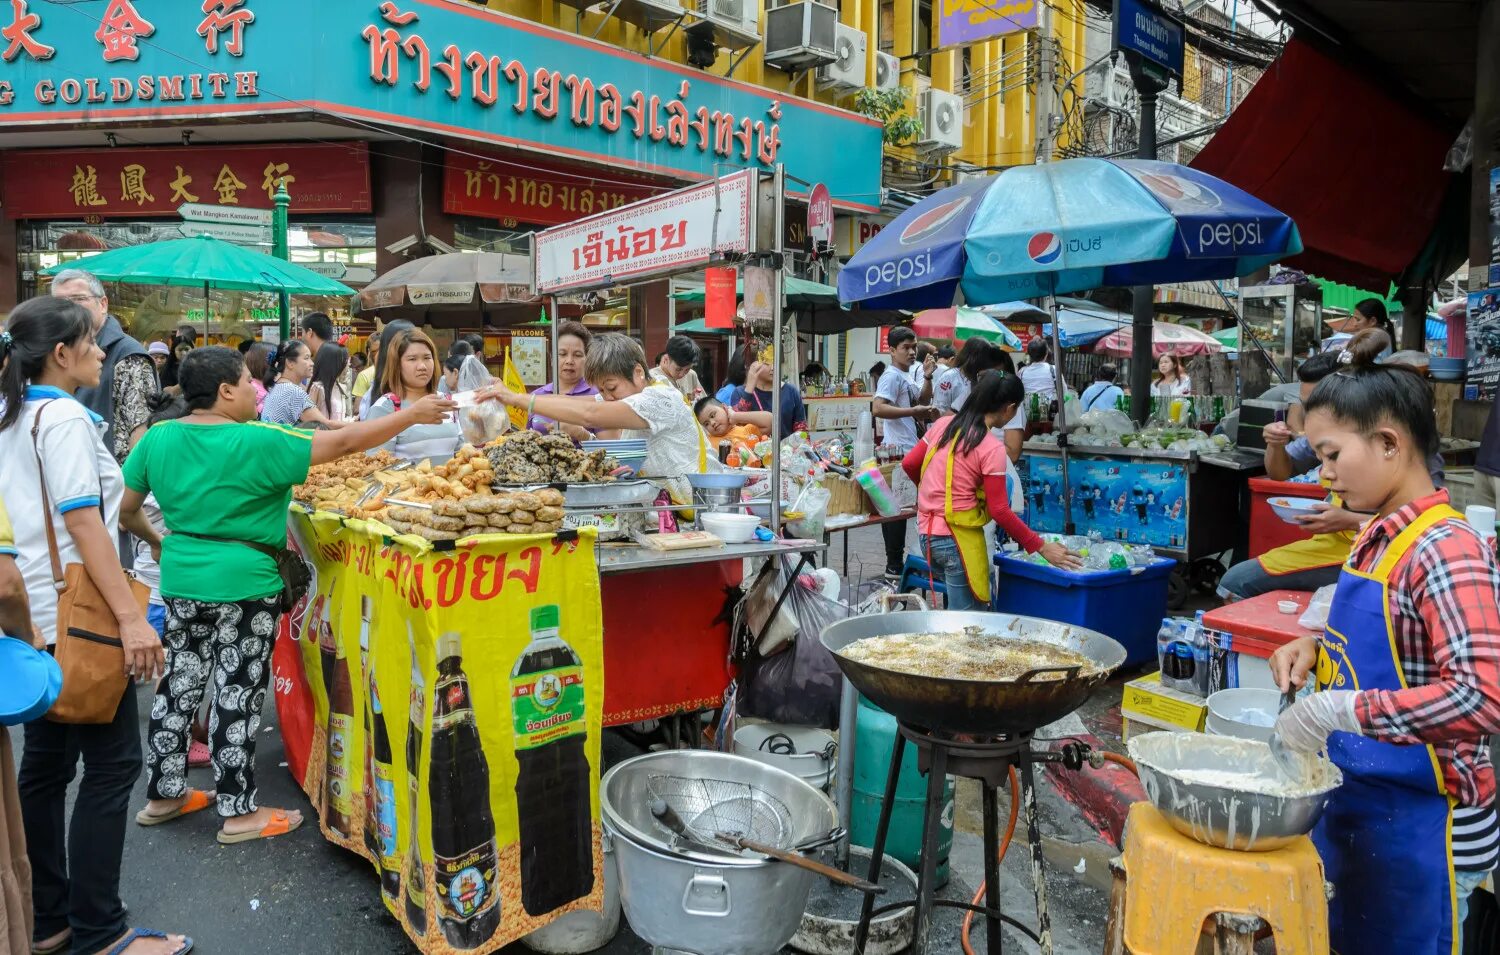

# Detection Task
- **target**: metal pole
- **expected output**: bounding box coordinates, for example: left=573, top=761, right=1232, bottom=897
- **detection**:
left=1034, top=2, right=1056, bottom=162
left=1129, top=86, right=1158, bottom=425
left=834, top=679, right=858, bottom=869
left=272, top=182, right=291, bottom=343
left=1048, top=293, right=1074, bottom=534
left=769, top=164, right=786, bottom=537
left=548, top=294, right=560, bottom=401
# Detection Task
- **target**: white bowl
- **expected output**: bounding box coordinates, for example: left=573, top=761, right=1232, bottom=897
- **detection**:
left=699, top=511, right=762, bottom=543
left=1268, top=496, right=1322, bottom=525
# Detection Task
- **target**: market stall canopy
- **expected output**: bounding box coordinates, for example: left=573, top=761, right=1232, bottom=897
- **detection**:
left=911, top=307, right=1022, bottom=350
left=1192, top=38, right=1461, bottom=291
left=671, top=275, right=840, bottom=309
left=671, top=274, right=903, bottom=334
left=41, top=234, right=354, bottom=295
left=1093, top=322, right=1226, bottom=357
left=1034, top=300, right=1132, bottom=349
left=838, top=158, right=1302, bottom=309
left=981, top=301, right=1050, bottom=323
left=355, top=252, right=539, bottom=323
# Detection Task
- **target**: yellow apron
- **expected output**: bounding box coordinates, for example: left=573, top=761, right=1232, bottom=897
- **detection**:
left=921, top=436, right=993, bottom=605
left=1259, top=481, right=1358, bottom=576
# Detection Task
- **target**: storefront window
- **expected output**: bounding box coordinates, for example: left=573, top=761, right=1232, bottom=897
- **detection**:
left=453, top=216, right=535, bottom=253
left=18, top=218, right=375, bottom=344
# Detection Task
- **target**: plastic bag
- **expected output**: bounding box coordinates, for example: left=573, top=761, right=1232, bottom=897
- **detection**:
left=454, top=354, right=509, bottom=445
left=788, top=481, right=830, bottom=539
left=735, top=557, right=850, bottom=729
left=1298, top=584, right=1336, bottom=631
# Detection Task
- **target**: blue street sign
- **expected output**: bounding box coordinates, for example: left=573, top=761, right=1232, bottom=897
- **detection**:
left=1112, top=0, right=1186, bottom=78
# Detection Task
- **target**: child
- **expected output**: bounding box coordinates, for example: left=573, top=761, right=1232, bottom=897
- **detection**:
left=694, top=396, right=773, bottom=448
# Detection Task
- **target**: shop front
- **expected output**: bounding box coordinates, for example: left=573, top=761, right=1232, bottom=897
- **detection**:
left=0, top=0, right=883, bottom=356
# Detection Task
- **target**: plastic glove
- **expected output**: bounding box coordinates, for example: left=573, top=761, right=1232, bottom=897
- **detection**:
left=1273, top=690, right=1361, bottom=753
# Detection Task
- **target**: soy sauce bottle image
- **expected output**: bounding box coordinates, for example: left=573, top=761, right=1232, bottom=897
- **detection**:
left=512, top=605, right=594, bottom=915
left=370, top=657, right=402, bottom=903
left=318, top=588, right=337, bottom=699
left=359, top=598, right=381, bottom=866
left=429, top=632, right=501, bottom=949
left=403, top=627, right=429, bottom=937
left=324, top=616, right=355, bottom=838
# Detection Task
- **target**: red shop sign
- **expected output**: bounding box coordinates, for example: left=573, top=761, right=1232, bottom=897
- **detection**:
left=0, top=142, right=372, bottom=219
left=443, top=151, right=658, bottom=227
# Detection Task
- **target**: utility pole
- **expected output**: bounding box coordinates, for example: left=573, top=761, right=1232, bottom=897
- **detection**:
left=1034, top=1, right=1056, bottom=162
left=272, top=182, right=292, bottom=342
left=1127, top=63, right=1166, bottom=423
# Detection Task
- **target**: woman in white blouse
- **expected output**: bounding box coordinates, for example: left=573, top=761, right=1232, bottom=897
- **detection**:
left=365, top=328, right=462, bottom=465
left=1153, top=354, right=1192, bottom=398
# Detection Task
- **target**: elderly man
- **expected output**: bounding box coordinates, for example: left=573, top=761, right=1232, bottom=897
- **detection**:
left=51, top=269, right=156, bottom=464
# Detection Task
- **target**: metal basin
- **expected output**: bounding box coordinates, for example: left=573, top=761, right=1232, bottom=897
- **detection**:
left=1128, top=731, right=1343, bottom=852
left=819, top=609, right=1127, bottom=735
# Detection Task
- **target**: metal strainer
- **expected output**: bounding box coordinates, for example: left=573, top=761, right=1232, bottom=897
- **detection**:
left=644, top=773, right=795, bottom=852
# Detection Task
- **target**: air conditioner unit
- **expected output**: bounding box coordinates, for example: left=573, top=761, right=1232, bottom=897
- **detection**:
left=918, top=88, right=963, bottom=151
left=764, top=1, right=839, bottom=72
left=634, top=0, right=689, bottom=23
left=696, top=0, right=760, bottom=43
left=949, top=163, right=984, bottom=185
left=816, top=22, right=866, bottom=90
left=873, top=50, right=900, bottom=91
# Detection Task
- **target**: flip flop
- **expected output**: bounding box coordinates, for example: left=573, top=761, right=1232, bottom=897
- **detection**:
left=134, top=789, right=215, bottom=827
left=102, top=927, right=193, bottom=955
left=216, top=809, right=303, bottom=845
left=186, top=739, right=211, bottom=768
left=31, top=931, right=69, bottom=955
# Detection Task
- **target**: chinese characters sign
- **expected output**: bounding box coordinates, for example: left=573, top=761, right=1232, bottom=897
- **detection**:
left=534, top=170, right=755, bottom=294
left=0, top=0, right=881, bottom=213
left=935, top=0, right=1038, bottom=48
left=442, top=152, right=658, bottom=228
left=0, top=143, right=371, bottom=219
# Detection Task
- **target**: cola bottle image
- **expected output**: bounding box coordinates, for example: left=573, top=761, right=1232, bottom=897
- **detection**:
left=324, top=623, right=355, bottom=838
left=359, top=598, right=381, bottom=866
left=318, top=588, right=337, bottom=699
left=512, top=604, right=594, bottom=915
left=429, top=632, right=500, bottom=949
left=403, top=626, right=429, bottom=937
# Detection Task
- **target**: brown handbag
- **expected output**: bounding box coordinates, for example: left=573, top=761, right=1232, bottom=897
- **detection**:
left=30, top=402, right=147, bottom=725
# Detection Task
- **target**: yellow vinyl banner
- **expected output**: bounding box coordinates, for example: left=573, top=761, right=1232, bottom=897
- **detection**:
left=289, top=510, right=604, bottom=954
left=502, top=347, right=529, bottom=430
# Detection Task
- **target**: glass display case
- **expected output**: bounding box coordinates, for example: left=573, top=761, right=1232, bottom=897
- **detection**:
left=1237, top=283, right=1325, bottom=400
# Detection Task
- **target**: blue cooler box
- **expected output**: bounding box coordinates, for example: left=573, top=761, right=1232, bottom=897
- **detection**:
left=991, top=553, right=1176, bottom=666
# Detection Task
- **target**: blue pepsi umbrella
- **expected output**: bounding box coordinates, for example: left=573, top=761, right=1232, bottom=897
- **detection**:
left=838, top=158, right=1303, bottom=309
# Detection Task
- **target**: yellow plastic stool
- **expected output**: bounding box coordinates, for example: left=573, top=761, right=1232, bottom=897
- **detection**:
left=1104, top=803, right=1329, bottom=955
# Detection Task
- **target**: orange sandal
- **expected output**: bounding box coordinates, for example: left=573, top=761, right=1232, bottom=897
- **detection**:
left=216, top=809, right=303, bottom=845
left=134, top=789, right=216, bottom=827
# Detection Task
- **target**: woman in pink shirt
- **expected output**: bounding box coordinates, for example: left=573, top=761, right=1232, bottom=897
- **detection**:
left=902, top=370, right=1079, bottom=610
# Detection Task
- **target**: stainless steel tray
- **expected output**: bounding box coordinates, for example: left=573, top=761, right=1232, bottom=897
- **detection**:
left=563, top=479, right=659, bottom=509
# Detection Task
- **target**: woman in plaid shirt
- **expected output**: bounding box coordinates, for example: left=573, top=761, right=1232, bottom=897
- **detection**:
left=1271, top=329, right=1500, bottom=954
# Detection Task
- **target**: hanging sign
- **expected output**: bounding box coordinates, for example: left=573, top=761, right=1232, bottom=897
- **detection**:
left=1112, top=0, right=1186, bottom=79
left=743, top=265, right=776, bottom=325
left=936, top=0, right=1039, bottom=48
left=704, top=267, right=738, bottom=329
left=533, top=170, right=756, bottom=294
left=807, top=182, right=834, bottom=249
left=443, top=153, right=660, bottom=227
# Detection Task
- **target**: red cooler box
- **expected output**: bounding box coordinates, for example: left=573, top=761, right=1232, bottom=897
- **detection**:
left=1248, top=478, right=1326, bottom=559
left=1202, top=590, right=1320, bottom=691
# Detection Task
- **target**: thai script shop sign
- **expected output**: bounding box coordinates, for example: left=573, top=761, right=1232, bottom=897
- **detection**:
left=1111, top=0, right=1185, bottom=79
left=0, top=0, right=882, bottom=212
left=534, top=170, right=755, bottom=294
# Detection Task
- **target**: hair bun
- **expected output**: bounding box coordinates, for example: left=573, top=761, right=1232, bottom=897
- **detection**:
left=1342, top=328, right=1391, bottom=369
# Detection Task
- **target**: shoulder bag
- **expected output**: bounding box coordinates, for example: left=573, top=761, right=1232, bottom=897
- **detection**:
left=31, top=402, right=147, bottom=725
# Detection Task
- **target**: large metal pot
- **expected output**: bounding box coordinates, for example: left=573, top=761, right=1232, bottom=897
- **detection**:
left=819, top=609, right=1127, bottom=735
left=601, top=751, right=839, bottom=955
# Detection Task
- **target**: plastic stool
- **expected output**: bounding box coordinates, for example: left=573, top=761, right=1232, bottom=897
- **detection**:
left=1103, top=803, right=1329, bottom=955
left=897, top=554, right=946, bottom=603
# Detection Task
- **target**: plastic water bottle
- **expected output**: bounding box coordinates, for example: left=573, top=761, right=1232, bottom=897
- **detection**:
left=1191, top=610, right=1212, bottom=697
left=1156, top=618, right=1177, bottom=681
left=853, top=411, right=875, bottom=466
left=1163, top=619, right=1198, bottom=694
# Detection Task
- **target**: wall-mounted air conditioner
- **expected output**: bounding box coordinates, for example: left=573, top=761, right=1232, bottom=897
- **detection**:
left=764, top=1, right=839, bottom=72
left=696, top=0, right=761, bottom=43
left=634, top=0, right=689, bottom=23
left=816, top=22, right=866, bottom=90
left=918, top=88, right=963, bottom=151
left=873, top=50, right=900, bottom=91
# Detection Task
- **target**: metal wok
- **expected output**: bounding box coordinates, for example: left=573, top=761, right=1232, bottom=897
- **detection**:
left=820, top=606, right=1127, bottom=735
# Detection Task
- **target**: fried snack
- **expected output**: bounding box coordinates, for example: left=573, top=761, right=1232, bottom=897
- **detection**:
left=506, top=523, right=537, bottom=535
left=508, top=510, right=535, bottom=525
left=493, top=496, right=517, bottom=514
left=537, top=488, right=565, bottom=507
left=488, top=513, right=512, bottom=529
left=534, top=506, right=564, bottom=523
left=486, top=429, right=617, bottom=484
left=292, top=449, right=400, bottom=505
left=533, top=520, right=562, bottom=534
left=510, top=492, right=541, bottom=512
left=420, top=513, right=465, bottom=533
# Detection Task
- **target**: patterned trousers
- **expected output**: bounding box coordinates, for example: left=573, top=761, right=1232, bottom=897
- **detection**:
left=144, top=595, right=280, bottom=818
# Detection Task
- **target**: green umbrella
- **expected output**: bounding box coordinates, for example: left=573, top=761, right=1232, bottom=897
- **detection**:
left=41, top=234, right=354, bottom=296
left=1211, top=326, right=1239, bottom=348
left=673, top=317, right=730, bottom=334
left=670, top=275, right=839, bottom=309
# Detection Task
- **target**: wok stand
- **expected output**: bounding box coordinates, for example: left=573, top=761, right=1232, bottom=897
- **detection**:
left=852, top=726, right=1094, bottom=955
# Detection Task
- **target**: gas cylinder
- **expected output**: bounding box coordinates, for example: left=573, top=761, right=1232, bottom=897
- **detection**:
left=850, top=694, right=952, bottom=886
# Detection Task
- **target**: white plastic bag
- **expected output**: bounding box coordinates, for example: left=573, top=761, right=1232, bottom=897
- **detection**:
left=1298, top=584, right=1336, bottom=631
left=455, top=355, right=508, bottom=445
left=788, top=482, right=830, bottom=539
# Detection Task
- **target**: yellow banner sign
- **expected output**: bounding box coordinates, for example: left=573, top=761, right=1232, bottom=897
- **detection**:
left=288, top=511, right=605, bottom=953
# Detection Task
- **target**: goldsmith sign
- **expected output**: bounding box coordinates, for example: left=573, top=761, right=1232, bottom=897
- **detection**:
left=0, top=0, right=882, bottom=211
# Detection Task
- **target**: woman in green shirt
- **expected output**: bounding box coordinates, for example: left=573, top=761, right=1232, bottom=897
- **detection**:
left=121, top=347, right=454, bottom=845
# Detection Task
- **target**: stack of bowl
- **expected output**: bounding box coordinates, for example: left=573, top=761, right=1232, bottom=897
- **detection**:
left=582, top=438, right=648, bottom=477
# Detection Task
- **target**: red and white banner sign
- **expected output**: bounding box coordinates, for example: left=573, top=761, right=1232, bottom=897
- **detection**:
left=534, top=170, right=757, bottom=294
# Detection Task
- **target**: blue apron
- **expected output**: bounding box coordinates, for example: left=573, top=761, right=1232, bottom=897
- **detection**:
left=1313, top=503, right=1461, bottom=955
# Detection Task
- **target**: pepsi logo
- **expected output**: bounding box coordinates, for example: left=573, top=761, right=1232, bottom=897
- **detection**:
left=899, top=196, right=972, bottom=245
left=1028, top=232, right=1062, bottom=265
left=1139, top=172, right=1221, bottom=208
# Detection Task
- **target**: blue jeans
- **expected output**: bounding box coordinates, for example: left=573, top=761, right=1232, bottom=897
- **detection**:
left=1217, top=556, right=1343, bottom=600
left=1457, top=867, right=1491, bottom=947
left=919, top=534, right=981, bottom=611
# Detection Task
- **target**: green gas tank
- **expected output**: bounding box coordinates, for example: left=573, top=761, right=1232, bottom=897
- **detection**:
left=850, top=694, right=952, bottom=886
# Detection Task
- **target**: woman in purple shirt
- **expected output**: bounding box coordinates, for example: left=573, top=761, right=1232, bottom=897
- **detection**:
left=528, top=321, right=599, bottom=439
